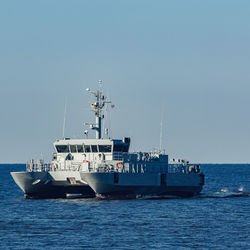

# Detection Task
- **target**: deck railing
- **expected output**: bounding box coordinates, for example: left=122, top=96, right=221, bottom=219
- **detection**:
left=26, top=161, right=83, bottom=172
left=26, top=158, right=200, bottom=174
left=26, top=163, right=50, bottom=172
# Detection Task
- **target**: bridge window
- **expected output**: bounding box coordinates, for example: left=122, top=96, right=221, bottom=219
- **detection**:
left=77, top=145, right=83, bottom=153
left=123, top=144, right=129, bottom=152
left=70, top=145, right=77, bottom=153
left=84, top=145, right=91, bottom=152
left=99, top=145, right=112, bottom=152
left=113, top=144, right=129, bottom=153
left=91, top=145, right=98, bottom=152
left=56, top=145, right=69, bottom=153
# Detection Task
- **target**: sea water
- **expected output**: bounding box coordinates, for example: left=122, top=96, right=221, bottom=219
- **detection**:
left=0, top=164, right=249, bottom=249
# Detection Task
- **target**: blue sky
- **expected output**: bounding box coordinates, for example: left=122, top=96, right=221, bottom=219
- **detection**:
left=0, top=0, right=250, bottom=163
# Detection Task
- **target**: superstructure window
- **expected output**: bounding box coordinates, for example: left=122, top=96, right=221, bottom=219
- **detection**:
left=91, top=145, right=98, bottom=152
left=77, top=145, right=83, bottom=153
left=99, top=145, right=112, bottom=152
left=56, top=145, right=69, bottom=153
left=113, top=144, right=123, bottom=152
left=84, top=145, right=91, bottom=152
left=70, top=145, right=77, bottom=153
left=113, top=144, right=129, bottom=153
left=123, top=144, right=129, bottom=152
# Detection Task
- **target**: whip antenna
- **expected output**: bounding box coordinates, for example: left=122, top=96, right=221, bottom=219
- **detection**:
left=62, top=97, right=67, bottom=138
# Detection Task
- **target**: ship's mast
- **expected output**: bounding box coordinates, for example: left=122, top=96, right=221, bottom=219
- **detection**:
left=85, top=80, right=111, bottom=139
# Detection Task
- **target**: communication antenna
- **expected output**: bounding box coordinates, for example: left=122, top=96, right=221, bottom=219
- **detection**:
left=105, top=128, right=109, bottom=138
left=62, top=97, right=67, bottom=139
left=85, top=80, right=111, bottom=139
left=160, top=117, right=163, bottom=151
left=160, top=109, right=165, bottom=153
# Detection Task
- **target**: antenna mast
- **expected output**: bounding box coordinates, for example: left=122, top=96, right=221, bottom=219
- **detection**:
left=160, top=110, right=164, bottom=153
left=62, top=97, right=67, bottom=138
left=160, top=118, right=163, bottom=152
left=85, top=80, right=111, bottom=139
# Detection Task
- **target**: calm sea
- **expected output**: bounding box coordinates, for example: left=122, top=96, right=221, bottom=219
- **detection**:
left=0, top=164, right=249, bottom=249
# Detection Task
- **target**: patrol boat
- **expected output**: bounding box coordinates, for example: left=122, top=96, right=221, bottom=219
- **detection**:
left=11, top=81, right=204, bottom=199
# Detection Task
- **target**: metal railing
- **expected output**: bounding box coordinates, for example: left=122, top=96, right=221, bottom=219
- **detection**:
left=26, top=158, right=200, bottom=175
left=168, top=164, right=201, bottom=174
left=26, top=161, right=83, bottom=172
left=26, top=163, right=51, bottom=172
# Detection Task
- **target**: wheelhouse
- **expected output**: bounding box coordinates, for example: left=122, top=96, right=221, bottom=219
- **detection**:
left=53, top=137, right=130, bottom=162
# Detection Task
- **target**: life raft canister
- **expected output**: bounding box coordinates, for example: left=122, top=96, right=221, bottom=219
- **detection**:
left=116, top=161, right=123, bottom=168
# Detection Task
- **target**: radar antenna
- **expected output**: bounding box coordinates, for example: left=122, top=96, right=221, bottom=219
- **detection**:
left=85, top=80, right=111, bottom=139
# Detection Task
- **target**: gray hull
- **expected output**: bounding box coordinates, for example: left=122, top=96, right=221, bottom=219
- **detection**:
left=81, top=172, right=204, bottom=197
left=11, top=171, right=95, bottom=199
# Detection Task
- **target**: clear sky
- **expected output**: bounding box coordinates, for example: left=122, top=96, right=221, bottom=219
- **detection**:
left=0, top=0, right=250, bottom=163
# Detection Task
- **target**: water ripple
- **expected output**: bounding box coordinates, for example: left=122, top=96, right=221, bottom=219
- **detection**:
left=0, top=164, right=250, bottom=249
